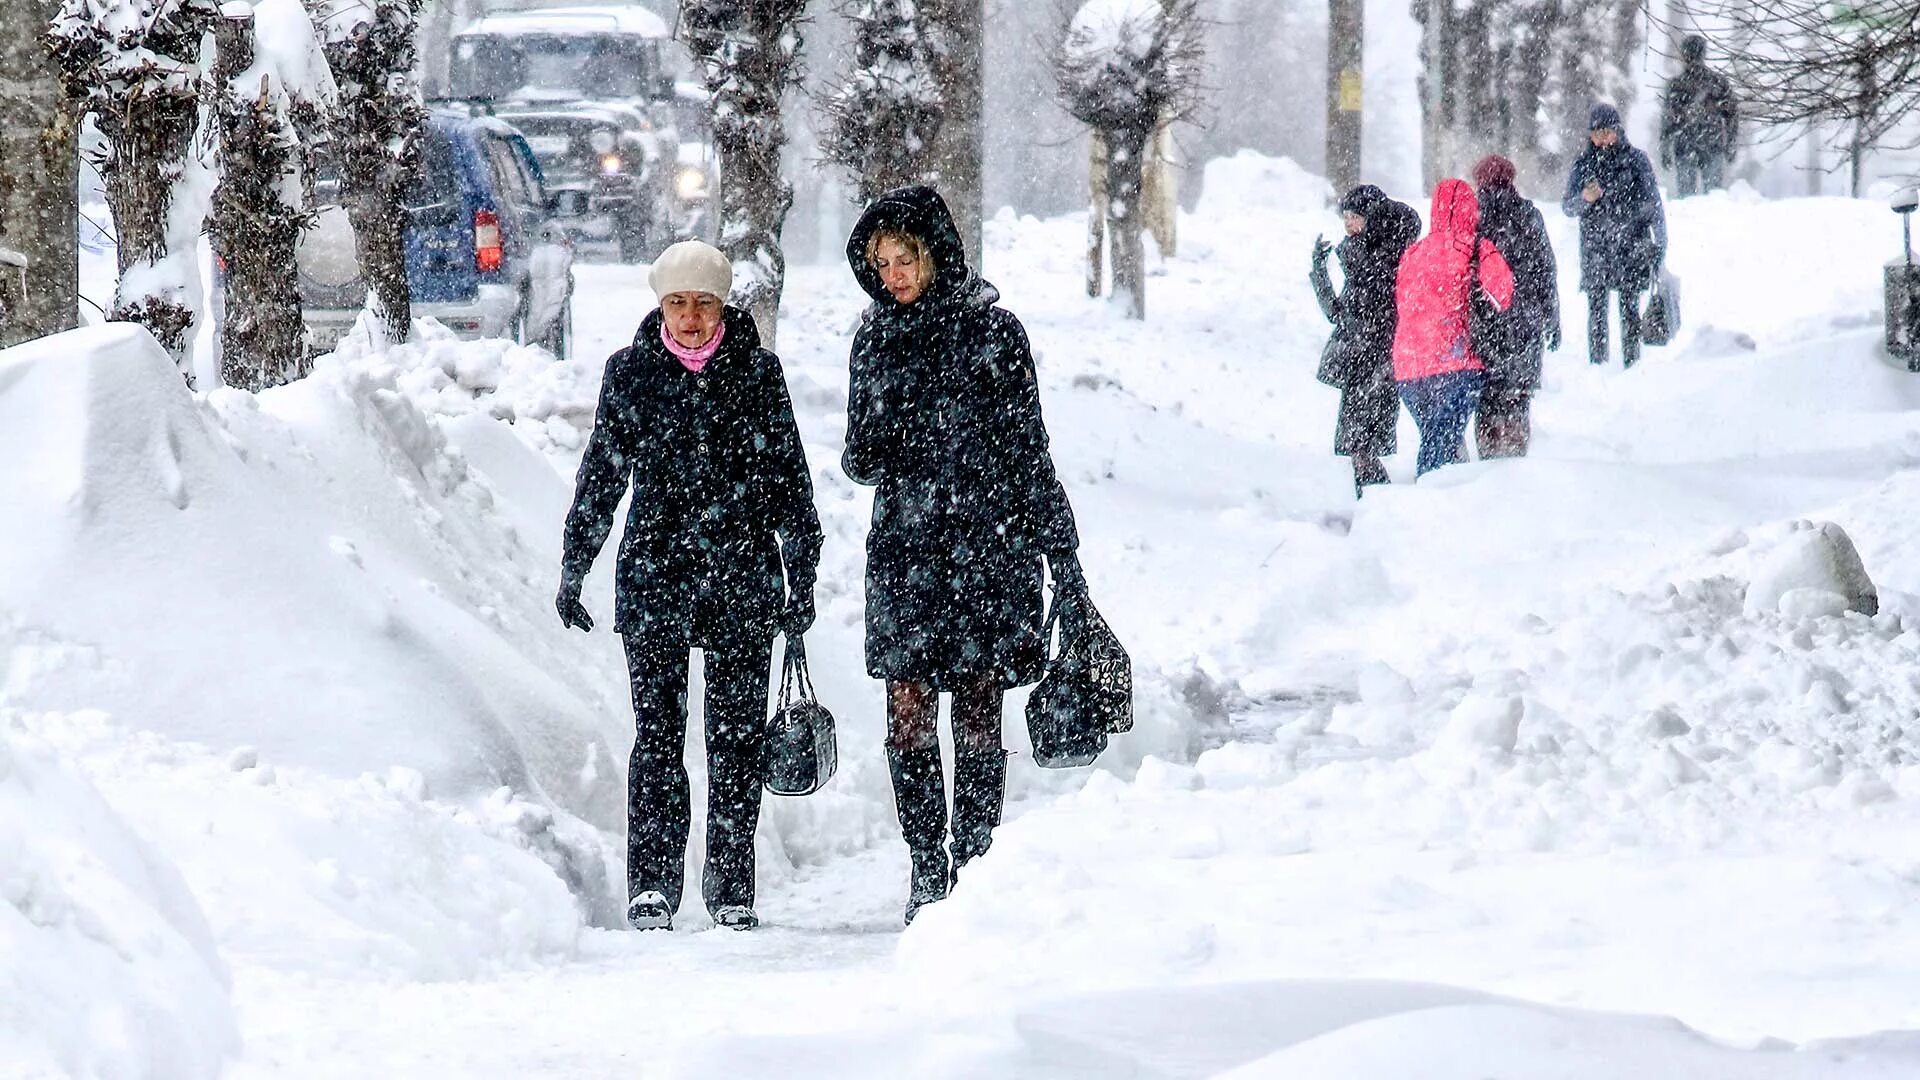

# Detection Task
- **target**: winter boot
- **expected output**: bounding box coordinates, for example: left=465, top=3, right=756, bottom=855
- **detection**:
left=888, top=743, right=950, bottom=925
left=626, top=890, right=673, bottom=931
left=949, top=745, right=1007, bottom=885
left=712, top=905, right=758, bottom=931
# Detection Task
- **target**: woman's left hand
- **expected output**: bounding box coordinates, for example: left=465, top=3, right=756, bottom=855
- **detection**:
left=781, top=588, right=816, bottom=636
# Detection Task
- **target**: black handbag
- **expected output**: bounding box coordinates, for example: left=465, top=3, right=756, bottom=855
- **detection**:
left=1317, top=333, right=1352, bottom=388
left=1025, top=589, right=1132, bottom=768
left=1468, top=234, right=1511, bottom=363
left=1641, top=262, right=1681, bottom=346
left=764, top=636, right=837, bottom=796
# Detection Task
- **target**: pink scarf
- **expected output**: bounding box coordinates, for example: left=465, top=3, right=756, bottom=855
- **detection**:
left=661, top=321, right=726, bottom=373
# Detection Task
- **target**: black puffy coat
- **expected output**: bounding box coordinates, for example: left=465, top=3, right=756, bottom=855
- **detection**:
left=843, top=185, right=1078, bottom=690
left=562, top=306, right=822, bottom=647
left=1475, top=183, right=1559, bottom=386
left=1561, top=133, right=1666, bottom=293
left=1661, top=60, right=1739, bottom=161
left=1311, top=185, right=1420, bottom=383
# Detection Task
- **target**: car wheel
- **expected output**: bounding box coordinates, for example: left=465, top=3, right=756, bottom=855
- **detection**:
left=541, top=297, right=572, bottom=360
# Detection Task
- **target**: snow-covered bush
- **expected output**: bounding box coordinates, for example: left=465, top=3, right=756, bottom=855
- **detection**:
left=822, top=0, right=948, bottom=201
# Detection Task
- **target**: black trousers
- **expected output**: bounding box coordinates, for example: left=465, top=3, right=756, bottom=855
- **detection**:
left=1587, top=287, right=1645, bottom=367
left=622, top=631, right=773, bottom=915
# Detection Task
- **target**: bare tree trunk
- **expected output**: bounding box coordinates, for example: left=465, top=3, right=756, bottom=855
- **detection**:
left=683, top=1, right=806, bottom=349
left=1105, top=122, right=1149, bottom=320
left=1326, top=0, right=1364, bottom=192
left=1088, top=129, right=1106, bottom=298
left=210, top=10, right=310, bottom=390
left=0, top=0, right=78, bottom=348
left=926, top=0, right=984, bottom=269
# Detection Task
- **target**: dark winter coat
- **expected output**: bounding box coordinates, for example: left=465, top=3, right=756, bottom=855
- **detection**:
left=1661, top=60, right=1739, bottom=162
left=1562, top=125, right=1667, bottom=293
left=1311, top=185, right=1421, bottom=385
left=562, top=306, right=822, bottom=646
left=1474, top=183, right=1559, bottom=388
left=843, top=185, right=1078, bottom=690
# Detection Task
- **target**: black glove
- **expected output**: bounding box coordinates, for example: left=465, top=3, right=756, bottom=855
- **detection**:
left=556, top=574, right=593, bottom=633
left=1311, top=236, right=1332, bottom=271
left=1546, top=319, right=1562, bottom=352
left=781, top=586, right=816, bottom=636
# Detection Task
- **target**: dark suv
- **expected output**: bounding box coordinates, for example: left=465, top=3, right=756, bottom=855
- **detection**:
left=292, top=108, right=578, bottom=357
left=445, top=5, right=715, bottom=262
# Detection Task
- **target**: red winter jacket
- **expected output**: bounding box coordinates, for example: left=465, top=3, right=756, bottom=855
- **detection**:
left=1391, top=179, right=1516, bottom=382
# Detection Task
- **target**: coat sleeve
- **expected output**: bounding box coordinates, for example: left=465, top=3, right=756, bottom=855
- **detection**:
left=561, top=351, right=636, bottom=583
left=1478, top=239, right=1517, bottom=311
left=1637, top=152, right=1669, bottom=249
left=1528, top=204, right=1559, bottom=328
left=995, top=312, right=1079, bottom=555
left=758, top=351, right=823, bottom=591
left=842, top=322, right=894, bottom=485
left=1561, top=158, right=1591, bottom=219
left=1310, top=257, right=1340, bottom=325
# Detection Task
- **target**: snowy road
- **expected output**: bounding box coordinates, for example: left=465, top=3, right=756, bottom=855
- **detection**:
left=11, top=160, right=1920, bottom=1077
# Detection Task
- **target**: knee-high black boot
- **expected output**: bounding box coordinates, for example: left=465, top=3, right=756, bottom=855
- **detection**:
left=888, top=743, right=949, bottom=925
left=950, top=746, right=1006, bottom=882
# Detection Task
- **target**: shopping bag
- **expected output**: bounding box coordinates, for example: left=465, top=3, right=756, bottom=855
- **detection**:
left=764, top=636, right=837, bottom=796
left=1642, top=264, right=1682, bottom=346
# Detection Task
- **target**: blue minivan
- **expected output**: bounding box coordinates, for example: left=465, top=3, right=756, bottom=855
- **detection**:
left=293, top=107, right=579, bottom=357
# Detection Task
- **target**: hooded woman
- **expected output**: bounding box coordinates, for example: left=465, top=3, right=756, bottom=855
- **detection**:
left=557, top=240, right=823, bottom=933
left=1310, top=184, right=1422, bottom=495
left=1392, top=179, right=1516, bottom=476
left=843, top=185, right=1084, bottom=925
left=1471, top=154, right=1561, bottom=458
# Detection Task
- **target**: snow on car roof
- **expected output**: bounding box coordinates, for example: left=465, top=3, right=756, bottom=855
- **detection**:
left=462, top=5, right=669, bottom=39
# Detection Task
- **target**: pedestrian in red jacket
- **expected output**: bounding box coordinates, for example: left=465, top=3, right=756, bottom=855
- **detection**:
left=1392, top=179, right=1516, bottom=476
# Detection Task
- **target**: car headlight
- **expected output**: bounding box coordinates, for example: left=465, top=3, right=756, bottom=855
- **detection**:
left=600, top=154, right=623, bottom=176
left=675, top=166, right=709, bottom=200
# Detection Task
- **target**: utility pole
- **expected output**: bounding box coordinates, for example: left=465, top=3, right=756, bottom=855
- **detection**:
left=1325, top=0, right=1363, bottom=192
left=0, top=0, right=79, bottom=348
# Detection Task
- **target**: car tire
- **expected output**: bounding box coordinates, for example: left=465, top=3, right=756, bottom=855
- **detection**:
left=541, top=297, right=572, bottom=360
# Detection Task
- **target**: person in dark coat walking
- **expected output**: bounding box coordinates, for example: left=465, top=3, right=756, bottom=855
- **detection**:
left=843, top=185, right=1084, bottom=925
left=1660, top=36, right=1739, bottom=197
left=1471, top=154, right=1560, bottom=458
left=557, top=240, right=823, bottom=933
left=1562, top=103, right=1666, bottom=368
left=1311, top=184, right=1421, bottom=496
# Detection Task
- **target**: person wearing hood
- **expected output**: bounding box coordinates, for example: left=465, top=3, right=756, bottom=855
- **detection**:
left=842, top=185, right=1084, bottom=926
left=1471, top=154, right=1561, bottom=458
left=1660, top=36, right=1739, bottom=196
left=556, top=240, right=823, bottom=934
left=1311, top=184, right=1421, bottom=496
left=1563, top=103, right=1667, bottom=368
left=1391, top=178, right=1516, bottom=476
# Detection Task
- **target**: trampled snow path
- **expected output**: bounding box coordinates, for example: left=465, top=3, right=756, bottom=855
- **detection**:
left=15, top=162, right=1920, bottom=1076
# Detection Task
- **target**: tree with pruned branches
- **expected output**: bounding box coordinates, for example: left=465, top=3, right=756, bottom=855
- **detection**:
left=1055, top=0, right=1203, bottom=320
left=821, top=0, right=947, bottom=204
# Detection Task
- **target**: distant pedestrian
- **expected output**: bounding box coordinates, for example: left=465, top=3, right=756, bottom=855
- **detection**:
left=557, top=240, right=824, bottom=934
left=1471, top=155, right=1560, bottom=458
left=1660, top=36, right=1739, bottom=197
left=843, top=185, right=1086, bottom=926
left=1562, top=103, right=1666, bottom=368
left=1392, top=179, right=1515, bottom=476
left=1310, top=185, right=1421, bottom=496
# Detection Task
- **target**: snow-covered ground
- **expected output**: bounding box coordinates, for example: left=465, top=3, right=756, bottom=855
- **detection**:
left=10, top=155, right=1920, bottom=1077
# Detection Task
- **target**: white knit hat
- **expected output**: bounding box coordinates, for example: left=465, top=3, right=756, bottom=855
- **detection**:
left=649, top=240, right=733, bottom=303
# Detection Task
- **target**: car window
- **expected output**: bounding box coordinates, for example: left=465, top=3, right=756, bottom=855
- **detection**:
left=406, top=131, right=459, bottom=209
left=508, top=136, right=548, bottom=203
left=484, top=136, right=531, bottom=210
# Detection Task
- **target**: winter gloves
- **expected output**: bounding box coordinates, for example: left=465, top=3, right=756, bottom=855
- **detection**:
left=781, top=585, right=816, bottom=637
left=556, top=573, right=593, bottom=633
left=1311, top=236, right=1333, bottom=271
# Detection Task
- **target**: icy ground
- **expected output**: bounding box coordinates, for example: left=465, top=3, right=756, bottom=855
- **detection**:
left=9, top=155, right=1920, bottom=1076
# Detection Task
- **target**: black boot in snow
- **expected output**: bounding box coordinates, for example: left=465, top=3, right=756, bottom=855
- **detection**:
left=889, top=743, right=950, bottom=925
left=626, top=890, right=673, bottom=931
left=949, top=745, right=1007, bottom=885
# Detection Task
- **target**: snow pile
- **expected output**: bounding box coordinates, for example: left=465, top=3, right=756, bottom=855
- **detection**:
left=0, top=713, right=235, bottom=1079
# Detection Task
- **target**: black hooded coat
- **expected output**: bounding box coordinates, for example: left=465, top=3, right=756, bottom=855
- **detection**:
left=843, top=186, right=1079, bottom=690
left=562, top=306, right=822, bottom=647
left=1561, top=106, right=1667, bottom=293
left=1475, top=183, right=1560, bottom=387
left=1311, top=185, right=1421, bottom=382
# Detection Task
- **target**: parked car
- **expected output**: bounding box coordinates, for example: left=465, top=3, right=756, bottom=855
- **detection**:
left=444, top=5, right=717, bottom=261
left=293, top=108, right=580, bottom=357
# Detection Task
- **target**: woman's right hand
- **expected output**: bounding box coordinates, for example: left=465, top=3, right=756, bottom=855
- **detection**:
left=1312, top=236, right=1332, bottom=269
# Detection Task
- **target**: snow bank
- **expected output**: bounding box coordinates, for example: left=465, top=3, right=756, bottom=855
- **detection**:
left=0, top=713, right=235, bottom=1079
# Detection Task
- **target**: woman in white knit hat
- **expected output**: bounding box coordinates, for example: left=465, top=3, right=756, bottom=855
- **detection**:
left=556, top=240, right=823, bottom=932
